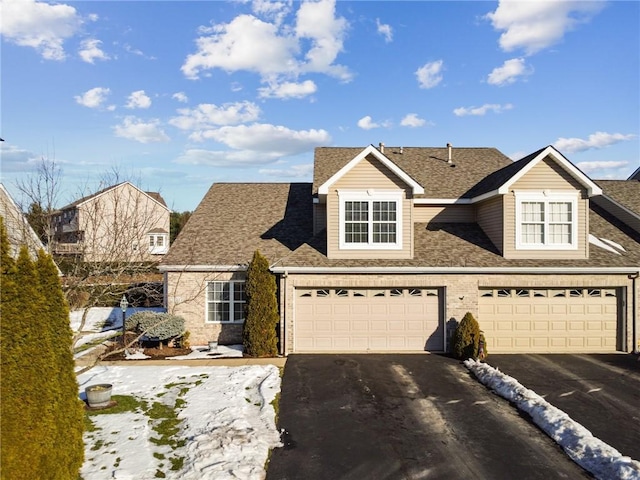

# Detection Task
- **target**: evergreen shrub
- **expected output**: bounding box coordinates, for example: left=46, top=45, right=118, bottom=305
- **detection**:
left=450, top=312, right=481, bottom=360
left=243, top=250, right=279, bottom=357
left=125, top=311, right=185, bottom=343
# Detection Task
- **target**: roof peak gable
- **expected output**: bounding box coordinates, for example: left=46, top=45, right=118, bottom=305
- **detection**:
left=317, top=144, right=424, bottom=195
left=497, top=145, right=602, bottom=197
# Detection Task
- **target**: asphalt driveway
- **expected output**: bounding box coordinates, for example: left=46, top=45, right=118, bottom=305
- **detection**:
left=485, top=353, right=640, bottom=461
left=267, top=354, right=592, bottom=480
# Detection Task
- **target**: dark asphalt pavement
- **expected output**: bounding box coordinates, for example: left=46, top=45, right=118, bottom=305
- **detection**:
left=267, top=354, right=592, bottom=480
left=486, top=353, right=640, bottom=460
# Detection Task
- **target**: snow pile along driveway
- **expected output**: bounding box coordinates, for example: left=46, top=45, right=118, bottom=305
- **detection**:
left=465, top=359, right=640, bottom=480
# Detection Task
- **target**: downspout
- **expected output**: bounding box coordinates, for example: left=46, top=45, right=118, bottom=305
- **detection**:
left=630, top=271, right=639, bottom=354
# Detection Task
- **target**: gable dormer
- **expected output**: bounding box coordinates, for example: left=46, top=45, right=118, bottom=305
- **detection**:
left=316, top=145, right=423, bottom=260
left=497, top=146, right=602, bottom=260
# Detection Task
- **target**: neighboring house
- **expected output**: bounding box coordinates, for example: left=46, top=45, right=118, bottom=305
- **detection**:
left=628, top=166, right=640, bottom=181
left=0, top=183, right=46, bottom=259
left=160, top=144, right=640, bottom=355
left=51, top=182, right=170, bottom=262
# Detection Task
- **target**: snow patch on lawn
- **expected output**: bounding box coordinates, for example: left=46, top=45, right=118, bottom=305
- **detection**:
left=465, top=359, right=640, bottom=480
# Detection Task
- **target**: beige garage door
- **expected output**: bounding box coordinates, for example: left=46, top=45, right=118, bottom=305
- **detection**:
left=479, top=287, right=618, bottom=353
left=295, top=287, right=442, bottom=352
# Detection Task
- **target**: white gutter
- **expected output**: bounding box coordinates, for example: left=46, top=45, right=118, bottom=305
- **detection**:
left=270, top=266, right=640, bottom=275
left=158, top=264, right=247, bottom=272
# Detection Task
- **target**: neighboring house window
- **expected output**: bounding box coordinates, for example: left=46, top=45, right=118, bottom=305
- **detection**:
left=339, top=190, right=403, bottom=249
left=515, top=191, right=578, bottom=249
left=206, top=281, right=245, bottom=323
left=148, top=233, right=168, bottom=254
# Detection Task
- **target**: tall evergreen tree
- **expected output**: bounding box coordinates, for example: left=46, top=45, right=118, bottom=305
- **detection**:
left=1, top=221, right=83, bottom=479
left=242, top=250, right=279, bottom=357
left=36, top=250, right=85, bottom=477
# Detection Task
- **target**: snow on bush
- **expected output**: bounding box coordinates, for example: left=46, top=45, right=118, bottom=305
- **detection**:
left=125, top=311, right=185, bottom=341
left=464, top=359, right=640, bottom=480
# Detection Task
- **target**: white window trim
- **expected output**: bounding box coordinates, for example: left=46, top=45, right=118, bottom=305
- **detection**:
left=514, top=190, right=579, bottom=250
left=148, top=233, right=169, bottom=254
left=338, top=190, right=403, bottom=250
left=205, top=281, right=246, bottom=324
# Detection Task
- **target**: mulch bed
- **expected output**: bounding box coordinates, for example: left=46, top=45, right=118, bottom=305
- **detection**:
left=102, top=340, right=192, bottom=361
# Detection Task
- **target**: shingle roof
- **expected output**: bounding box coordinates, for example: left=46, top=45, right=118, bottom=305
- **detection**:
left=595, top=179, right=640, bottom=215
left=274, top=205, right=640, bottom=269
left=312, top=146, right=513, bottom=198
left=160, top=183, right=313, bottom=267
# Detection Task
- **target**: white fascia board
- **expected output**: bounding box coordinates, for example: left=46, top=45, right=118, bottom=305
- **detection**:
left=158, top=264, right=247, bottom=272
left=599, top=195, right=640, bottom=222
left=498, top=146, right=602, bottom=197
left=270, top=266, right=639, bottom=275
left=318, top=145, right=424, bottom=195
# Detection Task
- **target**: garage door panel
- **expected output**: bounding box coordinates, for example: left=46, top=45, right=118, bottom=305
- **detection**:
left=295, top=288, right=442, bottom=352
left=480, top=287, right=617, bottom=353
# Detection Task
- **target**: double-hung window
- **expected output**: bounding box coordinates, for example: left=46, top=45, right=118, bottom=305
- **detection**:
left=339, top=190, right=402, bottom=249
left=206, top=281, right=245, bottom=323
left=515, top=191, right=578, bottom=249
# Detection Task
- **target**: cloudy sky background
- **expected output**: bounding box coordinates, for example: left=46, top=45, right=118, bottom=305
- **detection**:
left=1, top=0, right=638, bottom=212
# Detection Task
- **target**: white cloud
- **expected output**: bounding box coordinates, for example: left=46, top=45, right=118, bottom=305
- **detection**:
left=113, top=117, right=169, bottom=143
left=554, top=132, right=636, bottom=153
left=74, top=87, right=113, bottom=109
left=258, top=80, right=317, bottom=99
left=487, top=58, right=532, bottom=86
left=295, top=0, right=350, bottom=80
left=191, top=123, right=331, bottom=155
left=259, top=163, right=314, bottom=178
left=357, top=116, right=379, bottom=130
left=400, top=113, right=427, bottom=128
left=251, top=0, right=292, bottom=25
left=416, top=60, right=443, bottom=89
left=169, top=102, right=261, bottom=131
left=485, top=1, right=605, bottom=55
left=0, top=0, right=84, bottom=60
left=376, top=18, right=393, bottom=43
left=78, top=38, right=110, bottom=64
left=453, top=103, right=513, bottom=117
left=182, top=0, right=351, bottom=85
left=172, top=92, right=189, bottom=103
left=576, top=160, right=629, bottom=174
left=125, top=90, right=152, bottom=109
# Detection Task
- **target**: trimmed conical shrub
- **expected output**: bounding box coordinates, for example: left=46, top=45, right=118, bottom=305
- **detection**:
left=450, top=312, right=481, bottom=360
left=243, top=250, right=279, bottom=357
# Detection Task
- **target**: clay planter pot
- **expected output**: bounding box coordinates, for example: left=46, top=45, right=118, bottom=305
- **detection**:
left=85, top=384, right=113, bottom=408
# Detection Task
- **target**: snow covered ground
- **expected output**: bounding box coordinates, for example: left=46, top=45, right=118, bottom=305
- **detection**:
left=73, top=309, right=639, bottom=479
left=78, top=364, right=282, bottom=480
left=465, top=359, right=640, bottom=480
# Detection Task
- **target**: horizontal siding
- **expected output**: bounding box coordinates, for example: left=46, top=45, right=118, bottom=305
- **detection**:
left=327, top=155, right=412, bottom=259
left=313, top=202, right=327, bottom=236
left=413, top=204, right=475, bottom=223
left=476, top=196, right=504, bottom=255
left=504, top=158, right=588, bottom=259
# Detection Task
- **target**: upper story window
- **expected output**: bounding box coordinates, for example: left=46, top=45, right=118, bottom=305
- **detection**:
left=148, top=233, right=169, bottom=254
left=515, top=191, right=578, bottom=250
left=339, top=190, right=403, bottom=250
left=206, top=281, right=245, bottom=323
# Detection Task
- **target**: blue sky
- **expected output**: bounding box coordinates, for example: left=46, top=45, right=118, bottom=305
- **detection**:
left=1, top=0, right=638, bottom=212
